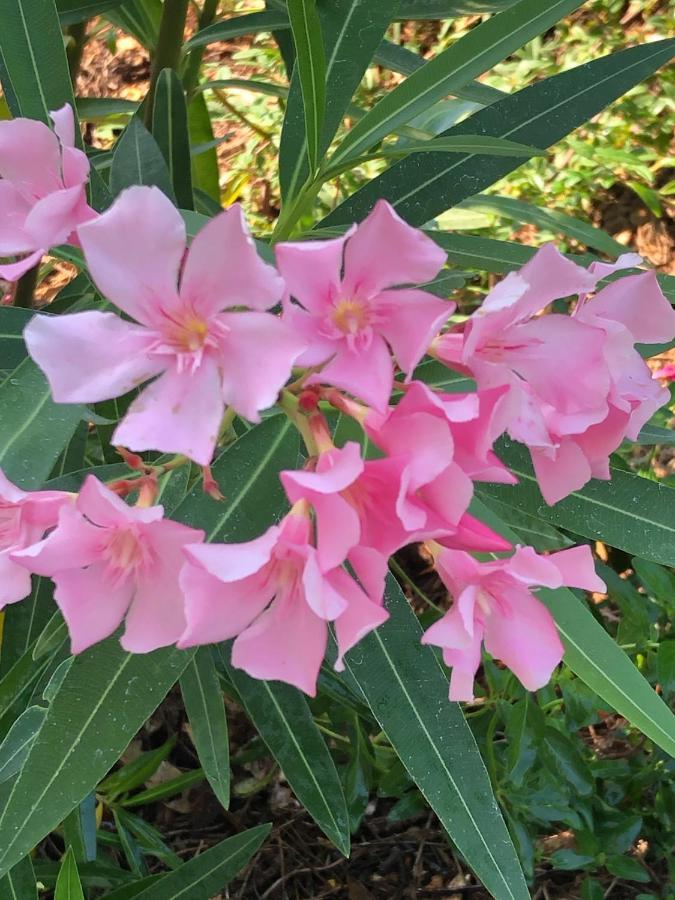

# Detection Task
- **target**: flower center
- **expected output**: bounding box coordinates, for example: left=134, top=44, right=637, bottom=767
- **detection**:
left=173, top=316, right=210, bottom=353
left=103, top=527, right=148, bottom=577
left=331, top=298, right=369, bottom=335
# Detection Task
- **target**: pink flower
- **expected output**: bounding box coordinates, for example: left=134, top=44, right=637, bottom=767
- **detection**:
left=0, top=470, right=71, bottom=609
left=276, top=200, right=451, bottom=410
left=0, top=105, right=95, bottom=281
left=422, top=544, right=605, bottom=701
left=11, top=475, right=204, bottom=654
left=24, top=186, right=305, bottom=465
left=178, top=504, right=388, bottom=694
left=653, top=363, right=675, bottom=382
left=433, top=246, right=675, bottom=504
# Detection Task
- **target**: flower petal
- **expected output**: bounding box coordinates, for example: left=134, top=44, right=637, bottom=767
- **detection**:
left=530, top=441, right=592, bottom=506
left=0, top=118, right=62, bottom=197
left=77, top=475, right=163, bottom=528
left=180, top=204, right=284, bottom=315
left=331, top=565, right=388, bottom=671
left=308, top=334, right=393, bottom=411
left=275, top=231, right=350, bottom=314
left=0, top=181, right=33, bottom=254
left=183, top=527, right=281, bottom=583
left=0, top=550, right=33, bottom=609
left=24, top=185, right=88, bottom=248
left=580, top=271, right=675, bottom=344
left=0, top=250, right=44, bottom=282
left=24, top=310, right=163, bottom=404
left=77, top=186, right=185, bottom=326
left=376, top=288, right=453, bottom=374
left=548, top=545, right=606, bottom=593
left=11, top=504, right=102, bottom=575
left=54, top=563, right=133, bottom=654
left=113, top=356, right=224, bottom=465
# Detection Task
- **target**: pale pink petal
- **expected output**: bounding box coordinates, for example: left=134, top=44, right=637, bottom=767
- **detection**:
left=0, top=250, right=44, bottom=282
left=548, top=545, right=606, bottom=593
left=0, top=181, right=33, bottom=254
left=183, top=527, right=280, bottom=583
left=416, top=462, right=474, bottom=530
left=180, top=204, right=284, bottom=316
left=507, top=545, right=563, bottom=588
left=505, top=243, right=597, bottom=322
left=587, top=253, right=642, bottom=280
left=530, top=441, right=592, bottom=506
left=0, top=118, right=62, bottom=197
left=121, top=519, right=204, bottom=653
left=342, top=200, right=445, bottom=296
left=375, top=289, right=453, bottom=374
left=572, top=405, right=631, bottom=480
left=275, top=231, right=350, bottom=314
left=483, top=586, right=563, bottom=691
left=50, top=104, right=76, bottom=148
left=280, top=300, right=337, bottom=366
left=302, top=552, right=349, bottom=620
left=422, top=586, right=479, bottom=651
left=347, top=545, right=389, bottom=605
left=24, top=310, right=164, bottom=404
left=445, top=637, right=483, bottom=702
left=0, top=550, right=33, bottom=608
left=24, top=185, right=87, bottom=248
left=308, top=335, right=393, bottom=411
left=437, top=513, right=512, bottom=553
left=11, top=505, right=102, bottom=575
left=331, top=566, right=388, bottom=671
left=77, top=475, right=163, bottom=528
left=77, top=186, right=184, bottom=326
left=580, top=271, right=675, bottom=344
left=434, top=548, right=480, bottom=598
left=178, top=560, right=275, bottom=647
left=0, top=470, right=29, bottom=504
left=232, top=591, right=327, bottom=696
left=61, top=146, right=90, bottom=190
left=54, top=563, right=133, bottom=654
left=218, top=312, right=305, bottom=422
left=113, top=356, right=223, bottom=465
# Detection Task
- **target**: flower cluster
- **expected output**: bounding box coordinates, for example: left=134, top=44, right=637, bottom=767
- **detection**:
left=3, top=107, right=674, bottom=702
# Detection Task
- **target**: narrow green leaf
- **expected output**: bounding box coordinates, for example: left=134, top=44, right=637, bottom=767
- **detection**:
left=342, top=577, right=529, bottom=899
left=0, top=357, right=85, bottom=489
left=397, top=0, right=518, bottom=15
left=280, top=1, right=396, bottom=200
left=0, top=578, right=55, bottom=678
left=54, top=847, right=84, bottom=900
left=188, top=94, right=220, bottom=202
left=0, top=0, right=76, bottom=123
left=482, top=439, right=675, bottom=567
left=0, top=855, right=37, bottom=900
left=181, top=648, right=230, bottom=809
left=286, top=0, right=326, bottom=173
left=473, top=497, right=675, bottom=757
left=220, top=648, right=350, bottom=856
left=0, top=705, right=46, bottom=784
left=76, top=96, right=138, bottom=120
left=184, top=11, right=290, bottom=52
left=133, top=825, right=271, bottom=899
left=105, top=0, right=162, bottom=51
left=152, top=68, right=194, bottom=209
left=328, top=0, right=583, bottom=166
left=110, top=116, right=176, bottom=200
left=0, top=308, right=32, bottom=373
left=57, top=0, right=124, bottom=25
left=633, top=424, right=675, bottom=446
left=322, top=39, right=675, bottom=227
left=120, top=768, right=204, bottom=808
left=459, top=194, right=628, bottom=257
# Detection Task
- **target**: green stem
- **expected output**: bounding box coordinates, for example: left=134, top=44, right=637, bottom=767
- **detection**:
left=12, top=265, right=39, bottom=309
left=278, top=390, right=318, bottom=456
left=182, top=0, right=220, bottom=98
left=144, top=0, right=190, bottom=129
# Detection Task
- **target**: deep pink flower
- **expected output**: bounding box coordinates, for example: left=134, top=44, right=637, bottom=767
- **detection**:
left=0, top=105, right=95, bottom=280
left=178, top=504, right=388, bottom=694
left=11, top=475, right=204, bottom=654
left=421, top=544, right=605, bottom=701
left=433, top=246, right=675, bottom=503
left=24, top=186, right=305, bottom=464
left=0, top=470, right=71, bottom=609
left=276, top=200, right=451, bottom=410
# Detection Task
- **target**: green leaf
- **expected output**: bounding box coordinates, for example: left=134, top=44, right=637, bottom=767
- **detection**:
left=633, top=424, right=675, bottom=446
left=180, top=648, right=230, bottom=810
left=459, top=194, right=628, bottom=257
left=0, top=705, right=46, bottom=784
left=472, top=497, right=675, bottom=757
left=341, top=577, right=529, bottom=899
left=657, top=642, right=675, bottom=695
left=605, top=854, right=650, bottom=883
left=184, top=11, right=290, bottom=52
left=105, top=0, right=162, bottom=51
left=98, top=736, right=176, bottom=798
left=0, top=855, right=37, bottom=900
left=110, top=116, right=176, bottom=200
left=280, top=1, right=395, bottom=201
left=322, top=39, right=675, bottom=227
left=0, top=357, right=85, bottom=489
left=152, top=68, right=194, bottom=209
left=482, top=439, right=675, bottom=567
left=0, top=308, right=32, bottom=373
left=397, top=0, right=518, bottom=15
left=543, top=727, right=593, bottom=796
left=286, top=0, right=326, bottom=174
left=120, top=768, right=204, bottom=808
left=57, top=0, right=125, bottom=26
left=54, top=847, right=84, bottom=900
left=132, top=825, right=271, bottom=899
left=188, top=94, right=220, bottom=202
left=220, top=648, right=350, bottom=855
left=327, top=0, right=584, bottom=167
left=0, top=0, right=76, bottom=123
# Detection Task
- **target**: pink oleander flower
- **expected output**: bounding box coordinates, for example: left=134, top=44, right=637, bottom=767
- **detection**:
left=432, top=246, right=675, bottom=504
left=24, top=186, right=305, bottom=465
left=276, top=200, right=451, bottom=410
left=0, top=105, right=95, bottom=281
left=11, top=475, right=204, bottom=654
left=178, top=503, right=388, bottom=695
left=422, top=544, right=606, bottom=701
left=653, top=363, right=675, bottom=382
left=0, top=470, right=71, bottom=609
